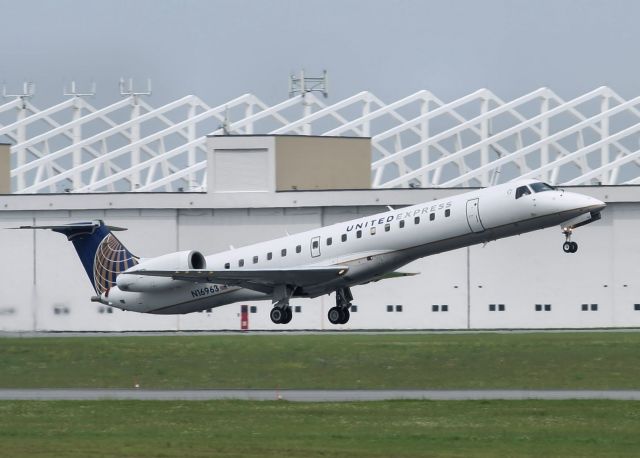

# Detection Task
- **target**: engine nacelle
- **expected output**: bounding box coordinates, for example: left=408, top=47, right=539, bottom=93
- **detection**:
left=116, top=250, right=206, bottom=293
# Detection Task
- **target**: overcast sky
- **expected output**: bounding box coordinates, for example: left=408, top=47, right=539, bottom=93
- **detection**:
left=1, top=0, right=639, bottom=108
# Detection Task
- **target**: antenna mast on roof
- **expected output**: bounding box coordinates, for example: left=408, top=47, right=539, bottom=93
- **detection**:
left=288, top=70, right=328, bottom=134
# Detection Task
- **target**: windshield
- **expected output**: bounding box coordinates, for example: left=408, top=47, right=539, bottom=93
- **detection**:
left=530, top=182, right=555, bottom=193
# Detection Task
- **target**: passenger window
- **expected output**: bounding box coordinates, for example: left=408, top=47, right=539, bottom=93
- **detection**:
left=384, top=223, right=390, bottom=232
left=327, top=237, right=332, bottom=246
left=445, top=209, right=451, bottom=217
left=281, top=248, right=287, bottom=257
left=341, top=234, right=347, bottom=242
left=430, top=213, right=435, bottom=221
left=515, top=186, right=531, bottom=199
left=296, top=245, right=301, bottom=253
left=399, top=220, right=405, bottom=228
left=312, top=240, right=319, bottom=249
left=224, top=262, right=230, bottom=269
left=253, top=256, right=258, bottom=264
left=370, top=227, right=376, bottom=235
left=267, top=252, right=272, bottom=261
left=238, top=259, right=244, bottom=267
left=414, top=216, right=420, bottom=224
left=356, top=230, right=362, bottom=238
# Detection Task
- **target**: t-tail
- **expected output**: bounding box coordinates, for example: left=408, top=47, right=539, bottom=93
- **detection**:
left=14, top=220, right=138, bottom=295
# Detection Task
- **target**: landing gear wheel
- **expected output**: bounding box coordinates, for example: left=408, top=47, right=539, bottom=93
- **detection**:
left=563, top=241, right=573, bottom=253
left=281, top=307, right=293, bottom=324
left=270, top=307, right=285, bottom=324
left=339, top=308, right=350, bottom=324
left=570, top=241, right=578, bottom=253
left=328, top=307, right=342, bottom=325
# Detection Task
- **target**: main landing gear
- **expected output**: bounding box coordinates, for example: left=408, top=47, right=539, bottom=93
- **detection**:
left=270, top=306, right=292, bottom=324
left=562, top=228, right=578, bottom=254
left=270, top=285, right=294, bottom=325
left=328, top=287, right=353, bottom=325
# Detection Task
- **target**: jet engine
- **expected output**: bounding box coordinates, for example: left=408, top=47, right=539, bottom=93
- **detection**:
left=115, top=250, right=206, bottom=292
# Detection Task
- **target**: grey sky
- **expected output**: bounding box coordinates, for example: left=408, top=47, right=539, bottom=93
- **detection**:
left=1, top=0, right=639, bottom=108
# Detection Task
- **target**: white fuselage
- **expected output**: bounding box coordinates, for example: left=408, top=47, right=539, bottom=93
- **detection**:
left=104, top=179, right=605, bottom=314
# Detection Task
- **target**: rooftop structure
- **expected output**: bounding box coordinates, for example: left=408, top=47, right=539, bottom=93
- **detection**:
left=2, top=86, right=640, bottom=194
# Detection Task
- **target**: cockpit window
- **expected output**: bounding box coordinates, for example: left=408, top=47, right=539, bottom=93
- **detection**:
left=515, top=186, right=531, bottom=199
left=530, top=182, right=555, bottom=193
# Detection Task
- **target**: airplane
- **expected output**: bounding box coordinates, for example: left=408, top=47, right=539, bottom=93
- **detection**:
left=16, top=179, right=605, bottom=325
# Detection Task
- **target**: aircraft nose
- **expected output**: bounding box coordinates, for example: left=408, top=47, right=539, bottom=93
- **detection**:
left=586, top=196, right=606, bottom=212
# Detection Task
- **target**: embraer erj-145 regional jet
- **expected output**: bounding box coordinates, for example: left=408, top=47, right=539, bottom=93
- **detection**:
left=18, top=179, right=605, bottom=325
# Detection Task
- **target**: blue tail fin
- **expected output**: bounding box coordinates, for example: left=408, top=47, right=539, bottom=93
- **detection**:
left=16, top=220, right=138, bottom=294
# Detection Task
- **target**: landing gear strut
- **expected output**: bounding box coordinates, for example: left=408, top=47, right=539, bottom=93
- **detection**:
left=562, top=228, right=578, bottom=254
left=328, top=287, right=353, bottom=325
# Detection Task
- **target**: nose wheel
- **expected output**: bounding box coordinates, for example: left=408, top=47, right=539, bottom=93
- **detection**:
left=562, top=228, right=578, bottom=253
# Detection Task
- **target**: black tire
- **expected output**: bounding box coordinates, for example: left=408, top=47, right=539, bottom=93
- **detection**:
left=270, top=307, right=284, bottom=324
left=281, top=307, right=293, bottom=324
left=339, top=308, right=350, bottom=324
left=570, top=241, right=578, bottom=253
left=563, top=241, right=572, bottom=253
left=328, top=307, right=341, bottom=325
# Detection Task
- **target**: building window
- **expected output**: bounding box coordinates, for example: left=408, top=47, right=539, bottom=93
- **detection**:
left=581, top=303, right=588, bottom=311
left=341, top=234, right=347, bottom=242
left=267, top=252, right=272, bottom=261
left=296, top=245, right=301, bottom=253
left=386, top=305, right=393, bottom=312
left=327, top=237, right=332, bottom=246
left=224, top=262, right=230, bottom=269
left=281, top=248, right=287, bottom=257
left=432, top=305, right=439, bottom=312
left=430, top=213, right=435, bottom=221
left=414, top=216, right=420, bottom=224
left=399, top=220, right=405, bottom=228
left=395, top=305, right=403, bottom=312
left=238, top=259, right=244, bottom=267
left=498, top=304, right=505, bottom=311
left=384, top=223, right=390, bottom=232
left=250, top=306, right=257, bottom=313
left=294, top=305, right=302, bottom=313
left=370, top=227, right=376, bottom=235
left=445, top=209, right=451, bottom=217
left=253, top=256, right=258, bottom=264
left=357, top=230, right=362, bottom=238
left=591, top=304, right=598, bottom=311
left=350, top=305, right=358, bottom=312
left=53, top=306, right=70, bottom=315
left=441, top=305, right=448, bottom=312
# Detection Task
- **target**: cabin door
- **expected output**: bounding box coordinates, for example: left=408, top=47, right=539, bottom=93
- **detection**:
left=466, top=198, right=485, bottom=233
left=310, top=236, right=321, bottom=258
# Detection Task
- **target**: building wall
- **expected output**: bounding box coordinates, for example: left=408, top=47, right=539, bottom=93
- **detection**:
left=1, top=195, right=639, bottom=332
left=0, top=144, right=10, bottom=194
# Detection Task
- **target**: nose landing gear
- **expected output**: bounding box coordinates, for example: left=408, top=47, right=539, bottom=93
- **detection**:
left=328, top=287, right=353, bottom=325
left=562, top=228, right=578, bottom=253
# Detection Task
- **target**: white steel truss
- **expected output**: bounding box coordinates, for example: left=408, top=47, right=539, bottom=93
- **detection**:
left=4, top=86, right=640, bottom=193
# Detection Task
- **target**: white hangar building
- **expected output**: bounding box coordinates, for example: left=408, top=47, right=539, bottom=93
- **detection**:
left=1, top=85, right=640, bottom=331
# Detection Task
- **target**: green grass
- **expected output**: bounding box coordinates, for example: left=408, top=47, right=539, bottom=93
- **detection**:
left=1, top=332, right=640, bottom=389
left=1, top=400, right=639, bottom=457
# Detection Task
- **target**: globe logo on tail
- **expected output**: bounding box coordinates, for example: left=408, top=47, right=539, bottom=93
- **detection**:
left=93, top=233, right=138, bottom=295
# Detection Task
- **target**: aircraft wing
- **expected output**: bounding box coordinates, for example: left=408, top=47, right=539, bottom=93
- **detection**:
left=122, top=266, right=349, bottom=294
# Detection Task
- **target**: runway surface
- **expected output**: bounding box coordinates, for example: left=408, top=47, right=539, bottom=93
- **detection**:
left=1, top=389, right=639, bottom=401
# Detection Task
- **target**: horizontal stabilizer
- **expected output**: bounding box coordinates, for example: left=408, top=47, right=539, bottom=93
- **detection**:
left=122, top=265, right=349, bottom=294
